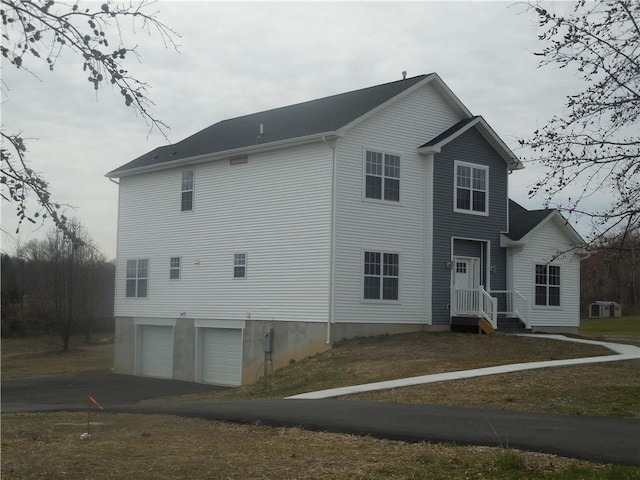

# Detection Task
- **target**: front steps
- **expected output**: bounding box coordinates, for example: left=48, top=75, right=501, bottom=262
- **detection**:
left=497, top=317, right=530, bottom=334
left=450, top=316, right=530, bottom=334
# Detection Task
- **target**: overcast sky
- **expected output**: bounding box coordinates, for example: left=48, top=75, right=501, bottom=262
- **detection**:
left=1, top=1, right=589, bottom=259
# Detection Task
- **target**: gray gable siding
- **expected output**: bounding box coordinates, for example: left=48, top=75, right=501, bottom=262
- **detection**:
left=431, top=128, right=508, bottom=325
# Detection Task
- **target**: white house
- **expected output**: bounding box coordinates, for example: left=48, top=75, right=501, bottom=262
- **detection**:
left=107, top=73, right=585, bottom=386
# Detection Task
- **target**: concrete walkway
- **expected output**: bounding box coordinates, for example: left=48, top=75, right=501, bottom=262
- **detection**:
left=287, top=334, right=640, bottom=400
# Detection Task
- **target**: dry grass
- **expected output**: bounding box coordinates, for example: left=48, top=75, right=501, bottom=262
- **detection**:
left=157, top=332, right=613, bottom=402
left=579, top=316, right=640, bottom=346
left=2, top=412, right=638, bottom=480
left=349, top=359, right=640, bottom=417
left=1, top=334, right=114, bottom=380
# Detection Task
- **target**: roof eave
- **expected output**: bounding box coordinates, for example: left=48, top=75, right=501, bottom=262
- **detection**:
left=417, top=116, right=524, bottom=171
left=106, top=131, right=341, bottom=178
left=500, top=233, right=525, bottom=248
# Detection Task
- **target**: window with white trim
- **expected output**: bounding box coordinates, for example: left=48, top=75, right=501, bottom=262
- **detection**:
left=233, top=253, right=246, bottom=279
left=126, top=259, right=148, bottom=298
left=181, top=169, right=194, bottom=211
left=535, top=264, right=560, bottom=306
left=454, top=161, right=488, bottom=214
left=363, top=251, right=399, bottom=300
left=169, top=257, right=181, bottom=280
left=365, top=150, right=400, bottom=202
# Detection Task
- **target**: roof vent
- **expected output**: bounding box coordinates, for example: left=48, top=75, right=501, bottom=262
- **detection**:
left=402, top=71, right=407, bottom=80
left=259, top=123, right=264, bottom=137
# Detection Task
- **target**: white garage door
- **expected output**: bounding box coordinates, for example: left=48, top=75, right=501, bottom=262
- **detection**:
left=201, top=328, right=242, bottom=386
left=139, top=325, right=173, bottom=379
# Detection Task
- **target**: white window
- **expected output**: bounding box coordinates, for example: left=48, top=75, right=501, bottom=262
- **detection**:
left=535, top=264, right=560, bottom=306
left=454, top=161, right=488, bottom=215
left=233, top=253, right=246, bottom=279
left=126, top=259, right=148, bottom=298
left=181, top=169, right=194, bottom=211
left=169, top=257, right=181, bottom=280
left=365, top=150, right=400, bottom=202
left=363, top=251, right=399, bottom=300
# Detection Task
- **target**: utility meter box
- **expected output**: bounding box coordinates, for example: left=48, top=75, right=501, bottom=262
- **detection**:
left=263, top=328, right=274, bottom=353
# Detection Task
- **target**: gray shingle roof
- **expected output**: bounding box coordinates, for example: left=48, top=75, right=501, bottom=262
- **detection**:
left=108, top=74, right=431, bottom=177
left=419, top=116, right=479, bottom=148
left=507, top=199, right=554, bottom=240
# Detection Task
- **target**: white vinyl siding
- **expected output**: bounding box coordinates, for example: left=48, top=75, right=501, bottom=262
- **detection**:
left=333, top=82, right=463, bottom=324
left=510, top=219, right=581, bottom=327
left=114, top=143, right=332, bottom=322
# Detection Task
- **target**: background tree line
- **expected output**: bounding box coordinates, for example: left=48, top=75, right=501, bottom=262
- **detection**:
left=1, top=220, right=114, bottom=350
left=581, top=229, right=640, bottom=316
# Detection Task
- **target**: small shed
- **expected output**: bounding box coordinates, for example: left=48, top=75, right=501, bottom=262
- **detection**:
left=588, top=301, right=622, bottom=318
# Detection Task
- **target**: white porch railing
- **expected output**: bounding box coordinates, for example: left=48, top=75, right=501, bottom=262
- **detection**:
left=488, top=290, right=530, bottom=329
left=452, top=286, right=497, bottom=329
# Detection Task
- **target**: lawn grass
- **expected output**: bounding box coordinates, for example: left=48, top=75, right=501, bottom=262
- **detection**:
left=1, top=334, right=114, bottom=380
left=154, top=331, right=613, bottom=402
left=2, top=412, right=638, bottom=480
left=579, top=316, right=640, bottom=345
left=349, top=359, right=640, bottom=417
left=3, top=328, right=639, bottom=477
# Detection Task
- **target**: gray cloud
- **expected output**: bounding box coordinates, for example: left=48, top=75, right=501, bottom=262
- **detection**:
left=1, top=1, right=594, bottom=258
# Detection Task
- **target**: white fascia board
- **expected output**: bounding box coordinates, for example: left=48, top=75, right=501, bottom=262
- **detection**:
left=475, top=118, right=524, bottom=171
left=107, top=131, right=341, bottom=178
left=428, top=73, right=474, bottom=118
left=500, top=233, right=524, bottom=248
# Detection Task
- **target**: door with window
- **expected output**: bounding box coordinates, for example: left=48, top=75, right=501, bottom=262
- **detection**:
left=453, top=257, right=480, bottom=290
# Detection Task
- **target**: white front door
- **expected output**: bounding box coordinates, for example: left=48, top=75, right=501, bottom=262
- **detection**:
left=454, top=257, right=480, bottom=290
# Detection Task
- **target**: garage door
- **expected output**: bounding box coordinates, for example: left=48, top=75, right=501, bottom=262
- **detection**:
left=201, top=328, right=242, bottom=386
left=139, top=325, right=173, bottom=378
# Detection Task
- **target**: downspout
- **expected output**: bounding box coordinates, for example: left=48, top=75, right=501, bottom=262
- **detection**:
left=322, top=135, right=337, bottom=345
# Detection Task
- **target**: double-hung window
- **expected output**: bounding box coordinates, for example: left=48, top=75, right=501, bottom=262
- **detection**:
left=535, top=264, right=560, bottom=306
left=169, top=257, right=181, bottom=280
left=126, top=259, right=148, bottom=298
left=181, top=169, right=194, bottom=211
left=363, top=251, right=399, bottom=301
left=365, top=150, right=400, bottom=202
left=454, top=161, right=488, bottom=214
left=233, top=253, right=246, bottom=279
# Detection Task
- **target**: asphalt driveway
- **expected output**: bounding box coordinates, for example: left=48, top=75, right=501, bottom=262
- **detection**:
left=2, top=374, right=639, bottom=467
left=1, top=373, right=226, bottom=413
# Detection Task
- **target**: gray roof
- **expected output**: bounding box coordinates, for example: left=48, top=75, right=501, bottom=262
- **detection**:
left=108, top=74, right=431, bottom=177
left=507, top=200, right=554, bottom=240
left=419, top=116, right=479, bottom=148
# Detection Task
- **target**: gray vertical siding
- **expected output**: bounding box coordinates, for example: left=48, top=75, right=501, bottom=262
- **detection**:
left=431, top=128, right=508, bottom=325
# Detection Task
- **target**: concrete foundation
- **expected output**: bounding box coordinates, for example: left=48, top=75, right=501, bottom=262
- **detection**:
left=113, top=317, right=450, bottom=386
